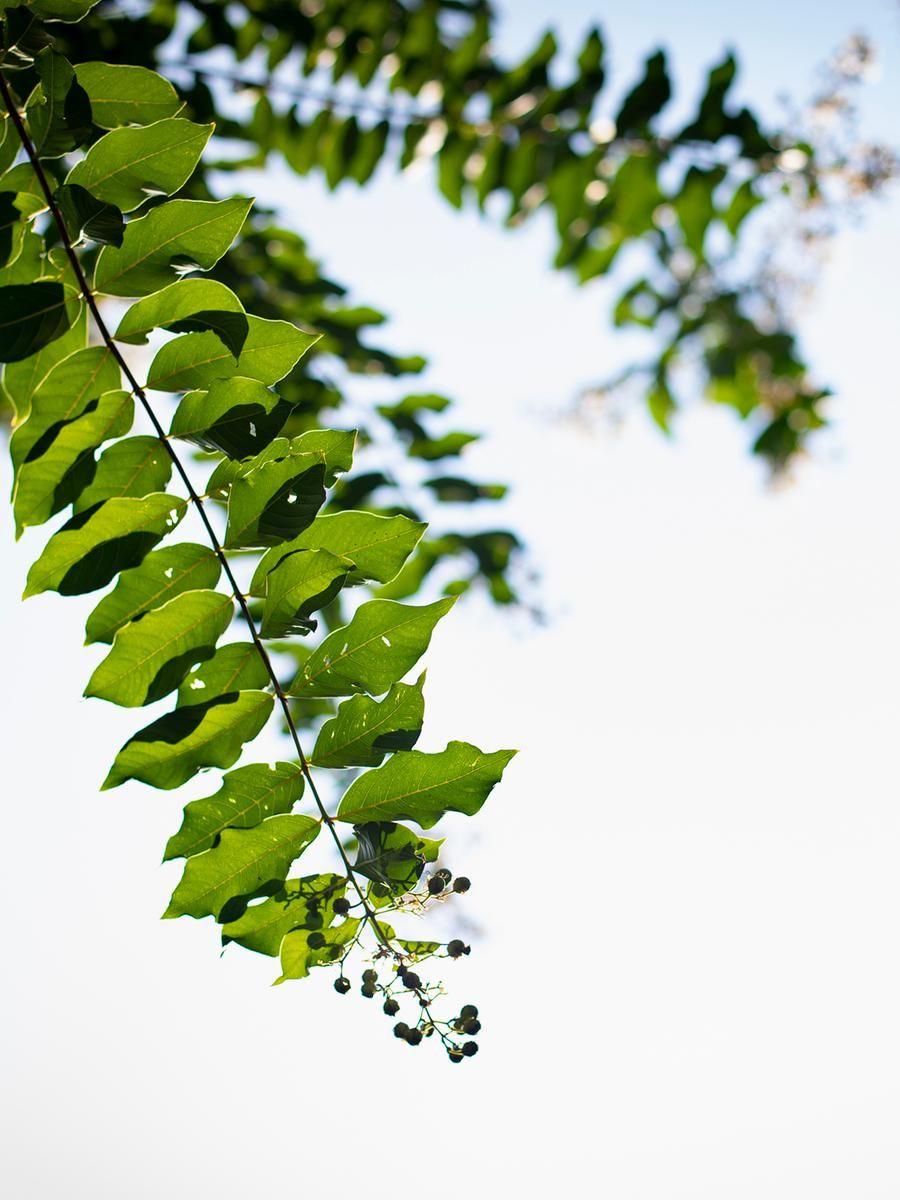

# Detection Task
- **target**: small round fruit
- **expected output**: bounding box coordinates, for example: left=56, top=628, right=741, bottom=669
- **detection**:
left=447, top=939, right=468, bottom=958
left=332, top=897, right=350, bottom=915
left=400, top=971, right=421, bottom=989
left=427, top=877, right=444, bottom=896
left=383, top=998, right=400, bottom=1016
left=393, top=1022, right=410, bottom=1039
left=307, top=932, right=326, bottom=950
left=406, top=1028, right=423, bottom=1046
left=464, top=1019, right=482, bottom=1035
left=362, top=969, right=378, bottom=984
left=452, top=876, right=471, bottom=893
left=361, top=983, right=376, bottom=998
left=447, top=1047, right=464, bottom=1064
left=460, top=1004, right=479, bottom=1020
left=436, top=868, right=452, bottom=883
left=333, top=977, right=351, bottom=994
left=462, top=1041, right=479, bottom=1057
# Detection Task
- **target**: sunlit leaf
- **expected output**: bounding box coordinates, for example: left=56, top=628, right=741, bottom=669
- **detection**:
left=176, top=641, right=269, bottom=706
left=311, top=675, right=425, bottom=769
left=73, top=61, right=182, bottom=128
left=260, top=547, right=349, bottom=638
left=168, top=375, right=287, bottom=459
left=221, top=872, right=346, bottom=956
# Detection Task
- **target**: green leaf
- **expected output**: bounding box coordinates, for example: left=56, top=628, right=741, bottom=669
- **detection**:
left=10, top=345, right=120, bottom=472
left=289, top=598, right=455, bottom=698
left=212, top=430, right=355, bottom=496
left=0, top=304, right=87, bottom=425
left=26, top=48, right=91, bottom=157
left=66, top=118, right=214, bottom=212
left=224, top=448, right=326, bottom=550
left=396, top=939, right=442, bottom=963
left=0, top=281, right=75, bottom=362
left=177, top=641, right=268, bottom=706
left=311, top=676, right=425, bottom=769
left=164, top=761, right=305, bottom=861
left=12, top=388, right=133, bottom=534
left=276, top=916, right=361, bottom=982
left=250, top=511, right=426, bottom=595
left=24, top=492, right=187, bottom=598
left=164, top=813, right=320, bottom=919
left=260, top=548, right=350, bottom=638
left=73, top=62, right=182, bottom=129
left=54, top=183, right=123, bottom=246
left=168, top=375, right=287, bottom=459
left=337, top=741, right=516, bottom=829
left=73, top=434, right=172, bottom=511
left=84, top=542, right=220, bottom=644
left=352, top=819, right=441, bottom=891
left=85, top=588, right=233, bottom=707
left=115, top=278, right=247, bottom=358
left=146, top=314, right=319, bottom=391
left=221, top=873, right=346, bottom=956
left=103, top=689, right=274, bottom=791
left=94, top=197, right=253, bottom=297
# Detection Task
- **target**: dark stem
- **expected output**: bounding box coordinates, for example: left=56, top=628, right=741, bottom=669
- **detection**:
left=0, top=68, right=401, bottom=952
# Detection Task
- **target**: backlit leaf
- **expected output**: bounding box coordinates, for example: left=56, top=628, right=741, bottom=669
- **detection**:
left=337, top=741, right=516, bottom=829
left=55, top=183, right=124, bottom=246
left=84, top=541, right=220, bottom=644
left=115, top=278, right=247, bottom=357
left=66, top=117, right=213, bottom=212
left=73, top=61, right=182, bottom=129
left=352, top=819, right=441, bottom=891
left=224, top=448, right=326, bottom=550
left=169, top=375, right=287, bottom=459
left=164, top=813, right=320, bottom=919
left=311, top=676, right=425, bottom=769
left=260, top=547, right=350, bottom=638
left=164, top=761, right=305, bottom=860
left=24, top=492, right=186, bottom=597
left=85, top=588, right=233, bottom=707
left=73, top=434, right=172, bottom=511
left=94, top=197, right=252, bottom=296
left=0, top=281, right=75, bottom=362
left=102, top=689, right=274, bottom=790
left=276, top=916, right=361, bottom=982
left=221, top=873, right=346, bottom=956
left=289, top=598, right=455, bottom=698
left=176, top=641, right=268, bottom=706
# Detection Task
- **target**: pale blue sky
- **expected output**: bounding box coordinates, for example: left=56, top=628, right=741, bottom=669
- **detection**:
left=4, top=3, right=900, bottom=1198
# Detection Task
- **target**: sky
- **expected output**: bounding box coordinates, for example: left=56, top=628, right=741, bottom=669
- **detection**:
left=4, top=2, right=900, bottom=1197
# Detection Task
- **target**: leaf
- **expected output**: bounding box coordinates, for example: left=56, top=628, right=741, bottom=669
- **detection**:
left=352, top=819, right=441, bottom=891
left=615, top=49, right=671, bottom=135
left=9, top=345, right=120, bottom=472
left=224, top=449, right=326, bottom=550
left=250, top=511, right=426, bottom=595
left=66, top=118, right=214, bottom=212
left=103, top=689, right=275, bottom=790
left=289, top=598, right=455, bottom=698
left=115, top=278, right=247, bottom=358
left=164, top=814, right=320, bottom=919
left=177, top=641, right=268, bottom=706
left=73, top=434, right=172, bottom=511
left=55, top=182, right=124, bottom=246
left=24, top=492, right=187, bottom=598
left=12, top=388, right=133, bottom=534
left=146, top=314, right=319, bottom=391
left=337, top=741, right=516, bottom=829
left=260, top=548, right=350, bottom=638
left=18, top=0, right=100, bottom=21
left=164, top=761, right=305, bottom=861
left=85, top=541, right=220, bottom=644
left=221, top=873, right=346, bottom=956
left=0, top=304, right=87, bottom=424
left=0, top=281, right=75, bottom=362
left=168, top=375, right=287, bottom=459
left=73, top=62, right=182, bottom=129
left=94, top=197, right=253, bottom=297
left=311, top=676, right=426, bottom=769
left=276, top=916, right=361, bottom=982
left=26, top=48, right=91, bottom=158
left=85, top=588, right=234, bottom=707
left=396, top=939, right=442, bottom=963
left=208, top=430, right=355, bottom=496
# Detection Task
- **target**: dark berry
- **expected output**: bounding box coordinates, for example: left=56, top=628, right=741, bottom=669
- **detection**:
left=333, top=976, right=351, bottom=994
left=462, top=1041, right=479, bottom=1057
left=393, top=1022, right=409, bottom=1039
left=464, top=1019, right=482, bottom=1035
left=332, top=897, right=350, bottom=915
left=447, top=939, right=469, bottom=958
left=419, top=996, right=430, bottom=1007
left=361, top=983, right=376, bottom=998
left=400, top=971, right=421, bottom=989
left=452, top=876, right=471, bottom=893
left=447, top=1047, right=464, bottom=1063
left=436, top=868, right=452, bottom=883
left=405, top=1028, right=423, bottom=1046
left=383, top=998, right=400, bottom=1016
left=460, top=1005, right=479, bottom=1020
left=362, top=969, right=378, bottom=983
left=427, top=876, right=444, bottom=896
left=307, top=932, right=326, bottom=950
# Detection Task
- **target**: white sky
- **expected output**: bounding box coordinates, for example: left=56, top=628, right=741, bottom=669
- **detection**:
left=4, top=1, right=900, bottom=1197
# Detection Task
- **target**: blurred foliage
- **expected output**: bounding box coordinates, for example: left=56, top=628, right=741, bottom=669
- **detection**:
left=51, top=0, right=897, bottom=477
